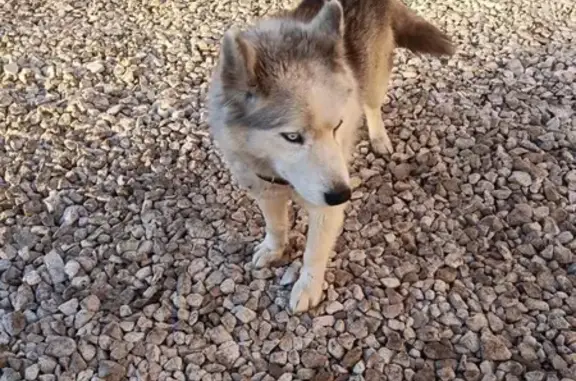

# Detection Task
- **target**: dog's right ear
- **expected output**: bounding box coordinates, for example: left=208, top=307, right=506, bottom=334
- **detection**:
left=309, top=0, right=344, bottom=38
left=220, top=28, right=257, bottom=88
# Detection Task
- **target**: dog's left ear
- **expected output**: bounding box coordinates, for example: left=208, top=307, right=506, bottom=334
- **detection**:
left=220, top=28, right=258, bottom=88
left=309, top=0, right=344, bottom=38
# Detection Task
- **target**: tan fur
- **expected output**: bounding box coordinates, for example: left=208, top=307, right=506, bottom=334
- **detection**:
left=207, top=0, right=455, bottom=313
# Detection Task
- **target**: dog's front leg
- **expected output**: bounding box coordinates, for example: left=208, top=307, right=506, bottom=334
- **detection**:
left=252, top=192, right=290, bottom=268
left=290, top=203, right=346, bottom=313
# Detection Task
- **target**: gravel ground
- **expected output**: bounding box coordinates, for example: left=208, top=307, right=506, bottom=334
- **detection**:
left=1, top=0, right=575, bottom=380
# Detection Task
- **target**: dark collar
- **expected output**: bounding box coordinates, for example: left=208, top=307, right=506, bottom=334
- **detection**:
left=256, top=173, right=290, bottom=186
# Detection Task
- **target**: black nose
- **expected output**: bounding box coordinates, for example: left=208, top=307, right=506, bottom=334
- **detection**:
left=324, top=185, right=351, bottom=206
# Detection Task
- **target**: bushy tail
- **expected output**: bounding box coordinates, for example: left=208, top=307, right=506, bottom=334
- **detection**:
left=390, top=0, right=455, bottom=57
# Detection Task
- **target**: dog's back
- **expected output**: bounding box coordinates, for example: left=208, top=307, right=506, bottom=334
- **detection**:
left=281, top=0, right=454, bottom=90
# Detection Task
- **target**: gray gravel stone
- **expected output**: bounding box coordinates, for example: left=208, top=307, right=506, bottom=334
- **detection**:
left=58, top=299, right=79, bottom=315
left=24, top=364, right=39, bottom=381
left=301, top=349, right=327, bottom=368
left=215, top=341, right=240, bottom=368
left=233, top=305, right=257, bottom=323
left=481, top=334, right=512, bottom=361
left=509, top=171, right=532, bottom=187
left=44, top=250, right=66, bottom=284
left=45, top=336, right=77, bottom=357
left=2, top=311, right=25, bottom=336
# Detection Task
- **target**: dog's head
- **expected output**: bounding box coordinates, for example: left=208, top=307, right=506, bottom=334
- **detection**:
left=208, top=0, right=362, bottom=207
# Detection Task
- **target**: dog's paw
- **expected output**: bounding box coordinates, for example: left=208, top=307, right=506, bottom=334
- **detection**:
left=252, top=238, right=284, bottom=268
left=370, top=132, right=394, bottom=155
left=290, top=271, right=324, bottom=313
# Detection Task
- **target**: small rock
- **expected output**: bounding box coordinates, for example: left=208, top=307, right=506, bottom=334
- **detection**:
left=0, top=244, right=17, bottom=260
left=44, top=250, right=66, bottom=284
left=3, top=62, right=19, bottom=75
left=313, top=370, right=335, bottom=381
left=381, top=277, right=401, bottom=288
left=349, top=249, right=366, bottom=262
left=45, top=336, right=77, bottom=357
left=328, top=338, right=344, bottom=359
left=553, top=245, right=573, bottom=264
left=38, top=356, right=57, bottom=373
left=366, top=369, right=384, bottom=381
left=455, top=137, right=476, bottom=149
left=98, top=360, right=125, bottom=381
left=64, top=260, right=81, bottom=279
left=146, top=328, right=168, bottom=345
left=164, top=357, right=183, bottom=371
left=423, top=342, right=455, bottom=359
left=518, top=342, right=538, bottom=362
left=78, top=342, right=96, bottom=362
left=81, top=295, right=101, bottom=311
left=342, top=347, right=363, bottom=368
left=436, top=267, right=457, bottom=283
left=524, top=371, right=545, bottom=381
left=314, top=315, right=335, bottom=327
left=445, top=253, right=463, bottom=268
left=220, top=278, right=235, bottom=294
left=187, top=258, right=207, bottom=276
left=460, top=331, right=480, bottom=353
left=233, top=305, right=256, bottom=323
left=208, top=325, right=233, bottom=345
left=280, top=264, right=299, bottom=285
left=507, top=204, right=533, bottom=226
left=301, top=350, right=328, bottom=368
left=215, top=341, right=240, bottom=367
left=509, top=171, right=532, bottom=187
left=325, top=301, right=344, bottom=314
left=123, top=332, right=144, bottom=343
left=11, top=284, right=34, bottom=311
left=25, top=364, right=39, bottom=380
left=86, top=61, right=105, bottom=73
left=2, top=311, right=26, bottom=336
left=60, top=205, right=83, bottom=226
left=186, top=220, right=215, bottom=239
left=466, top=314, right=488, bottom=331
left=74, top=310, right=95, bottom=329
left=390, top=163, right=413, bottom=180
left=481, top=334, right=511, bottom=360
left=382, top=303, right=404, bottom=319
left=23, top=270, right=41, bottom=285
left=506, top=58, right=524, bottom=75
left=58, top=299, right=79, bottom=315
left=353, top=360, right=366, bottom=374
left=0, top=368, right=21, bottom=381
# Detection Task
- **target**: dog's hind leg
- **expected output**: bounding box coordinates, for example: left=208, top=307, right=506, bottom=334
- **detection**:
left=363, top=30, right=395, bottom=155
left=364, top=102, right=393, bottom=155
left=252, top=192, right=290, bottom=268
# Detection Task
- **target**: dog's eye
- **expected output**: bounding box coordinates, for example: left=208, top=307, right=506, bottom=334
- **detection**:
left=281, top=132, right=304, bottom=144
left=334, top=120, right=343, bottom=132
left=333, top=120, right=343, bottom=137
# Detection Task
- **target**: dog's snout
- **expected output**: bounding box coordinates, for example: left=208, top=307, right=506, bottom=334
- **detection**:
left=324, top=185, right=351, bottom=206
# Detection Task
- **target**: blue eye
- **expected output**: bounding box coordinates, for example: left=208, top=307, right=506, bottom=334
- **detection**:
left=281, top=132, right=304, bottom=144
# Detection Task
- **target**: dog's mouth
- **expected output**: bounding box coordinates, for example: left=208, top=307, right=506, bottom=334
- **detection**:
left=257, top=173, right=291, bottom=186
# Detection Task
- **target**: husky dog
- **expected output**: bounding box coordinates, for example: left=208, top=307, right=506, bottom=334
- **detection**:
left=207, top=0, right=454, bottom=313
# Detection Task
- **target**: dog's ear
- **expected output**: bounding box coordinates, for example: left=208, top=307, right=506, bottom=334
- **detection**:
left=220, top=28, right=257, bottom=87
left=309, top=0, right=344, bottom=38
